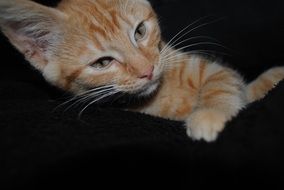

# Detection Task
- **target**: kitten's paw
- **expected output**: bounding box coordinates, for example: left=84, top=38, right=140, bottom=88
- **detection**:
left=186, top=109, right=227, bottom=142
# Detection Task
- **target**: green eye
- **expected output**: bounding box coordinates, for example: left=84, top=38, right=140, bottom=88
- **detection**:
left=134, top=22, right=147, bottom=41
left=91, top=57, right=114, bottom=69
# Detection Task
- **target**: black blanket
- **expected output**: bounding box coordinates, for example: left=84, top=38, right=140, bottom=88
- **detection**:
left=1, top=0, right=284, bottom=189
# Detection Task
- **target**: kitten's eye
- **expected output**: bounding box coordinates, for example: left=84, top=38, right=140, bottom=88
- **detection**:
left=134, top=22, right=147, bottom=41
left=90, top=57, right=114, bottom=69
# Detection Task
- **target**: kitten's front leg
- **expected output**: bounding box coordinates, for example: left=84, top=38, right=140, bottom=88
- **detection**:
left=186, top=108, right=227, bottom=141
left=186, top=67, right=246, bottom=142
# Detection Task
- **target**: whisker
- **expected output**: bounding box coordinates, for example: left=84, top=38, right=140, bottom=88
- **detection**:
left=161, top=35, right=220, bottom=57
left=161, top=17, right=225, bottom=56
left=160, top=15, right=212, bottom=55
left=53, top=85, right=115, bottom=112
left=170, top=18, right=225, bottom=48
left=161, top=52, right=189, bottom=62
left=63, top=88, right=116, bottom=112
left=78, top=90, right=120, bottom=118
left=77, top=89, right=116, bottom=106
left=161, top=49, right=229, bottom=64
left=161, top=50, right=231, bottom=71
left=161, top=41, right=228, bottom=62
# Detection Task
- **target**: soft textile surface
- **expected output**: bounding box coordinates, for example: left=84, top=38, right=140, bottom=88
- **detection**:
left=1, top=0, right=284, bottom=189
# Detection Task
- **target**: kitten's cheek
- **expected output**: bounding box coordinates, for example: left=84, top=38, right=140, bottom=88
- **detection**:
left=158, top=41, right=165, bottom=51
left=153, top=61, right=163, bottom=78
left=43, top=63, right=61, bottom=84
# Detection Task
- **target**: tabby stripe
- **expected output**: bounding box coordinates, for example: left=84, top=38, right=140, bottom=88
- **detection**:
left=64, top=68, right=83, bottom=89
left=198, top=60, right=207, bottom=86
left=203, top=70, right=228, bottom=86
left=176, top=98, right=192, bottom=117
left=178, top=62, right=186, bottom=87
left=202, top=89, right=234, bottom=100
left=187, top=77, right=197, bottom=89
left=95, top=2, right=118, bottom=33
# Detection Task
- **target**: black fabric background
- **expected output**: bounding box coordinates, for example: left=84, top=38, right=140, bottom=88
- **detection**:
left=1, top=0, right=284, bottom=189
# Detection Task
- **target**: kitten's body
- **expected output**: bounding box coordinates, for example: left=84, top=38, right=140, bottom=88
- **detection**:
left=1, top=0, right=284, bottom=142
left=137, top=54, right=284, bottom=140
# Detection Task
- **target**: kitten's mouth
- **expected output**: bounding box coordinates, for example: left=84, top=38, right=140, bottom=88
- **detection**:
left=136, top=78, right=160, bottom=97
left=135, top=67, right=163, bottom=97
left=122, top=66, right=162, bottom=97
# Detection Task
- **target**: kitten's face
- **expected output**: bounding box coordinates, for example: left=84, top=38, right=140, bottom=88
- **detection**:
left=48, top=0, right=163, bottom=97
left=0, top=0, right=163, bottom=97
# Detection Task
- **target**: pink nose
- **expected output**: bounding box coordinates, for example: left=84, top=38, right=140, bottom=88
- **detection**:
left=139, top=66, right=154, bottom=80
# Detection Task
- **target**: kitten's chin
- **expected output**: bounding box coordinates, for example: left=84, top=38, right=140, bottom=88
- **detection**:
left=136, top=80, right=160, bottom=97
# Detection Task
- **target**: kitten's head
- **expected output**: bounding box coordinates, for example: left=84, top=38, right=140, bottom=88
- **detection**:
left=0, top=0, right=164, bottom=97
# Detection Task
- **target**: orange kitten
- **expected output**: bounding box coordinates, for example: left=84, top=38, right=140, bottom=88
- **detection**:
left=1, top=0, right=284, bottom=142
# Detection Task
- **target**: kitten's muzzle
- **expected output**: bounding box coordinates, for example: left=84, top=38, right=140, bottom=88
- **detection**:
left=138, top=65, right=154, bottom=80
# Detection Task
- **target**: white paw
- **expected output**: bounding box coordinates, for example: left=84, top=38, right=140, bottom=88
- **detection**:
left=186, top=109, right=227, bottom=142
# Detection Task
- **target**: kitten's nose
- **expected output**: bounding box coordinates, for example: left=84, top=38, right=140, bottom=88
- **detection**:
left=139, top=66, right=154, bottom=80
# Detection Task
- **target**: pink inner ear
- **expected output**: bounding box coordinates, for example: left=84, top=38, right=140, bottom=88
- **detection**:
left=23, top=42, right=37, bottom=59
left=3, top=25, right=50, bottom=69
left=7, top=20, right=51, bottom=50
left=0, top=0, right=63, bottom=70
left=6, top=30, right=35, bottom=58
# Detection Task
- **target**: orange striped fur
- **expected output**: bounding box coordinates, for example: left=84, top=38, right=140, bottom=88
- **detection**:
left=1, top=0, right=284, bottom=142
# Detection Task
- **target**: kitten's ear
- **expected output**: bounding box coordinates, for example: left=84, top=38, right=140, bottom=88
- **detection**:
left=0, top=0, right=65, bottom=71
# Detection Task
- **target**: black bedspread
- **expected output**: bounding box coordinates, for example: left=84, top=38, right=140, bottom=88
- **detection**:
left=1, top=0, right=284, bottom=189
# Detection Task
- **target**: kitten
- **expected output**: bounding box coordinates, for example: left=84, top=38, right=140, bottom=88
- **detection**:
left=1, top=0, right=284, bottom=142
